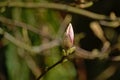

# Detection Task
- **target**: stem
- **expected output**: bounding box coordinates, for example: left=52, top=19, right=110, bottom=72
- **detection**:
left=0, top=16, right=41, bottom=36
left=36, top=56, right=65, bottom=80
left=0, top=2, right=109, bottom=20
left=0, top=27, right=34, bottom=53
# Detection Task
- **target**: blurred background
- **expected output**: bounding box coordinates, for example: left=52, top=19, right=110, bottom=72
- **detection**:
left=0, top=0, right=120, bottom=80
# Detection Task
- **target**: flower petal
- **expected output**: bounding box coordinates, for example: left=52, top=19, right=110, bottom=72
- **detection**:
left=66, top=23, right=74, bottom=44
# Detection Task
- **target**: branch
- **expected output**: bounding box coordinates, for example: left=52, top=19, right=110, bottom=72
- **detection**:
left=16, top=48, right=42, bottom=78
left=0, top=27, right=117, bottom=61
left=0, top=16, right=47, bottom=37
left=36, top=56, right=65, bottom=80
left=0, top=15, right=71, bottom=54
left=0, top=2, right=108, bottom=20
left=75, top=46, right=109, bottom=60
left=0, top=17, right=119, bottom=61
left=0, top=27, right=34, bottom=53
left=0, top=27, right=61, bottom=54
left=33, top=14, right=72, bottom=54
left=1, top=26, right=120, bottom=62
left=1, top=2, right=120, bottom=27
left=33, top=39, right=60, bottom=54
left=95, top=64, right=118, bottom=80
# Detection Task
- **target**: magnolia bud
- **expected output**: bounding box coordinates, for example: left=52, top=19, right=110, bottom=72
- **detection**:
left=62, top=23, right=74, bottom=49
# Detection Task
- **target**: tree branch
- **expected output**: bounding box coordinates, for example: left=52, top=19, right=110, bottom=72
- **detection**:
left=75, top=46, right=109, bottom=60
left=36, top=56, right=65, bottom=80
left=0, top=2, right=109, bottom=20
left=0, top=27, right=34, bottom=53
left=0, top=27, right=119, bottom=61
left=33, top=39, right=60, bottom=54
left=0, top=16, right=47, bottom=37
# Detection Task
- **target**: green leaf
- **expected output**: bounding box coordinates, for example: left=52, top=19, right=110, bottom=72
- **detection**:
left=5, top=43, right=29, bottom=80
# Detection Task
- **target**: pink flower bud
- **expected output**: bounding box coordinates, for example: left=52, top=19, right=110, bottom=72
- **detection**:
left=66, top=23, right=74, bottom=44
left=62, top=23, right=74, bottom=49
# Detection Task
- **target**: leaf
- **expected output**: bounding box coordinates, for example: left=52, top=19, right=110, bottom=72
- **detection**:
left=5, top=43, right=29, bottom=80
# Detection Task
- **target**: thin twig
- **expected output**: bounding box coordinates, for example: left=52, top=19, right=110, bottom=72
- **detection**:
left=33, top=14, right=72, bottom=54
left=0, top=27, right=119, bottom=61
left=33, top=39, right=60, bottom=54
left=17, top=49, right=42, bottom=78
left=0, top=16, right=39, bottom=34
left=0, top=27, right=60, bottom=54
left=75, top=46, right=108, bottom=59
left=0, top=2, right=109, bottom=20
left=1, top=2, right=120, bottom=28
left=36, top=56, right=65, bottom=80
left=0, top=28, right=34, bottom=52
left=24, top=54, right=42, bottom=78
left=0, top=16, right=49, bottom=37
left=56, top=14, right=72, bottom=38
left=0, top=15, right=71, bottom=54
left=95, top=64, right=118, bottom=80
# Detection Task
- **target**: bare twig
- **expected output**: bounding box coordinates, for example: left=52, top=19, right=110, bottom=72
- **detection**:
left=75, top=46, right=109, bottom=60
left=95, top=64, right=118, bottom=80
left=0, top=28, right=34, bottom=52
left=0, top=27, right=120, bottom=61
left=0, top=16, right=39, bottom=33
left=17, top=48, right=42, bottom=78
left=0, top=27, right=60, bottom=54
left=0, top=27, right=59, bottom=54
left=0, top=2, right=108, bottom=20
left=33, top=14, right=72, bottom=54
left=99, top=20, right=120, bottom=28
left=0, top=15, right=71, bottom=55
left=24, top=54, right=42, bottom=78
left=0, top=16, right=48, bottom=37
left=36, top=56, right=65, bottom=80
left=33, top=39, right=60, bottom=54
left=1, top=2, right=120, bottom=28
left=56, top=14, right=72, bottom=38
